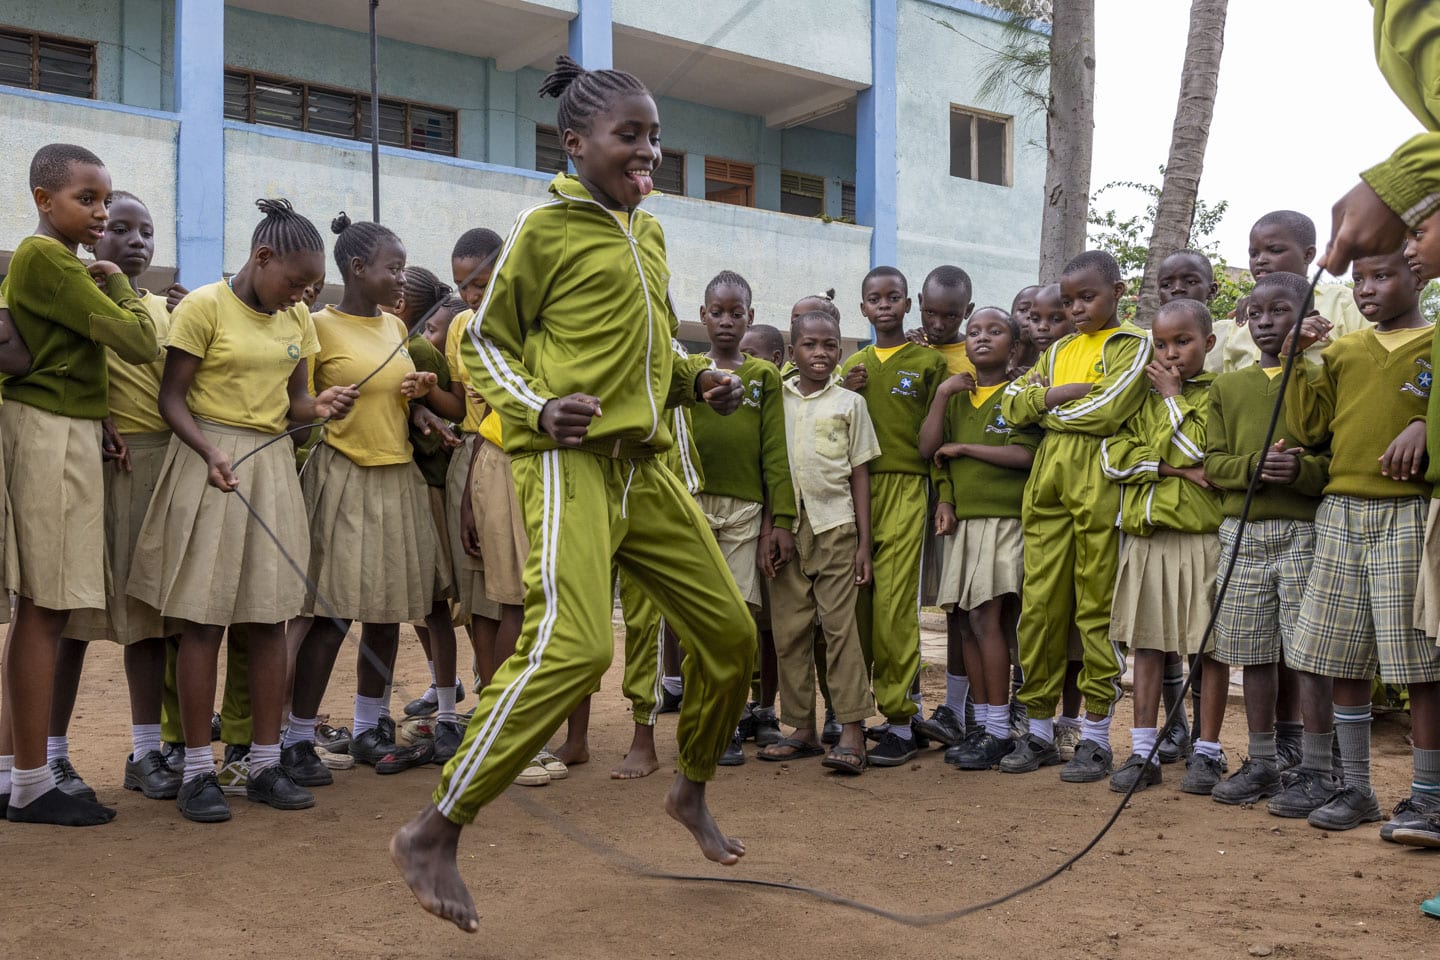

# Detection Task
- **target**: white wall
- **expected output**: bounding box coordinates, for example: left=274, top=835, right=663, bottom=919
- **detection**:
left=0, top=92, right=178, bottom=270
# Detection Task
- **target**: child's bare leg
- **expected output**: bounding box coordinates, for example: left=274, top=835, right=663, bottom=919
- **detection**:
left=1062, top=658, right=1082, bottom=717
left=10, top=600, right=71, bottom=769
left=1198, top=655, right=1231, bottom=743
left=1240, top=662, right=1278, bottom=737
left=612, top=721, right=660, bottom=779
left=665, top=773, right=745, bottom=866
left=244, top=622, right=287, bottom=747
left=470, top=615, right=498, bottom=688
left=424, top=604, right=458, bottom=696
left=970, top=599, right=1011, bottom=713
left=124, top=637, right=167, bottom=726
left=1276, top=662, right=1299, bottom=722
left=356, top=623, right=400, bottom=700
left=290, top=617, right=351, bottom=720
left=178, top=623, right=224, bottom=749
left=282, top=615, right=312, bottom=714
left=757, top=626, right=778, bottom=708
left=555, top=696, right=591, bottom=766
left=1132, top=650, right=1164, bottom=732
left=48, top=637, right=87, bottom=743
left=390, top=805, right=478, bottom=933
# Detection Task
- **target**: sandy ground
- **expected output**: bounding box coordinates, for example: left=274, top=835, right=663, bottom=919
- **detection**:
left=1, top=621, right=1437, bottom=960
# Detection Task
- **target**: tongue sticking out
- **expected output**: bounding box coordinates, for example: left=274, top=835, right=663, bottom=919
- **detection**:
left=627, top=171, right=654, bottom=196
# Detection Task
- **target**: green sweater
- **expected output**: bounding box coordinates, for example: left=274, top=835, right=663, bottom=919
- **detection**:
left=690, top=355, right=795, bottom=530
left=1365, top=1, right=1440, bottom=229
left=407, top=334, right=453, bottom=488
left=840, top=342, right=948, bottom=475
left=461, top=174, right=711, bottom=458
left=1287, top=327, right=1433, bottom=499
left=937, top=384, right=1040, bottom=520
left=1100, top=374, right=1222, bottom=536
left=0, top=235, right=159, bottom=419
left=1206, top=364, right=1329, bottom=521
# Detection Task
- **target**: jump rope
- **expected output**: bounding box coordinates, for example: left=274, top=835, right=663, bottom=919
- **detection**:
left=220, top=248, right=1322, bottom=926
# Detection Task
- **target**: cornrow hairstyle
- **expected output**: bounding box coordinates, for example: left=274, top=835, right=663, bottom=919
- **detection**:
left=1154, top=297, right=1214, bottom=337
left=401, top=265, right=453, bottom=320
left=793, top=293, right=841, bottom=323
left=1253, top=209, right=1317, bottom=249
left=452, top=228, right=503, bottom=261
left=791, top=310, right=840, bottom=342
left=330, top=211, right=401, bottom=277
left=251, top=198, right=324, bottom=256
left=744, top=323, right=786, bottom=360
left=705, top=270, right=753, bottom=306
left=970, top=305, right=1020, bottom=343
left=538, top=54, right=648, bottom=135
left=924, top=265, right=973, bottom=298
left=1250, top=270, right=1314, bottom=316
left=864, top=265, right=909, bottom=295
left=1162, top=248, right=1215, bottom=281
left=1062, top=250, right=1123, bottom=285
left=29, top=142, right=103, bottom=192
left=440, top=294, right=468, bottom=315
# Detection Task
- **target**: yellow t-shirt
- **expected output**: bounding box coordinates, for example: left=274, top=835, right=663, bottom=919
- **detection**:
left=478, top=410, right=504, bottom=447
left=166, top=280, right=319, bottom=435
left=107, top=291, right=171, bottom=434
left=934, top=340, right=978, bottom=378
left=1053, top=327, right=1120, bottom=385
left=1373, top=325, right=1433, bottom=352
left=970, top=382, right=1004, bottom=407
left=310, top=308, right=415, bottom=466
left=613, top=210, right=631, bottom=231
left=873, top=343, right=904, bottom=363
left=445, top=309, right=487, bottom=434
left=1261, top=365, right=1283, bottom=379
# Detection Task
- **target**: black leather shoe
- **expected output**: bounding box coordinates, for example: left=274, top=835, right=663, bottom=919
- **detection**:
left=177, top=772, right=231, bottom=823
left=49, top=757, right=98, bottom=803
left=246, top=764, right=315, bottom=810
left=124, top=750, right=182, bottom=799
left=161, top=741, right=186, bottom=775
left=351, top=728, right=434, bottom=774
left=718, top=734, right=745, bottom=767
left=432, top=720, right=465, bottom=763
left=281, top=741, right=333, bottom=787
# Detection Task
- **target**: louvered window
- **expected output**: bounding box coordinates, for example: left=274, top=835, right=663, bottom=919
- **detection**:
left=705, top=158, right=755, bottom=207
left=780, top=170, right=825, bottom=217
left=0, top=27, right=96, bottom=99
left=534, top=125, right=567, bottom=174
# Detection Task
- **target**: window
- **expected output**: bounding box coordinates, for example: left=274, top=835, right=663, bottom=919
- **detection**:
left=841, top=181, right=856, bottom=220
left=949, top=106, right=1010, bottom=186
left=0, top=27, right=96, bottom=99
left=534, top=125, right=567, bottom=174
left=652, top=149, right=684, bottom=196
left=780, top=171, right=825, bottom=217
left=223, top=69, right=458, bottom=157
left=705, top=158, right=754, bottom=207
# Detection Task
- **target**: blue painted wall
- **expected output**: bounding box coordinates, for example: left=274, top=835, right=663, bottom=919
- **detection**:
left=1, top=0, right=174, bottom=110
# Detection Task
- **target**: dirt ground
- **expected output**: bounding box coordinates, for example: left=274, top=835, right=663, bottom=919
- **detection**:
left=1, top=622, right=1437, bottom=960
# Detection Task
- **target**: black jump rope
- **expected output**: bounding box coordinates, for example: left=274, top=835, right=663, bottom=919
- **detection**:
left=223, top=261, right=1321, bottom=927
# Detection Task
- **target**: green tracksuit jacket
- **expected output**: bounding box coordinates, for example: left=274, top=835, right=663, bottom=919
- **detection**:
left=1366, top=0, right=1440, bottom=229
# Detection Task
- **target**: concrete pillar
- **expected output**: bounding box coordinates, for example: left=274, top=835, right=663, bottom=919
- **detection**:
left=824, top=175, right=844, bottom=219
left=485, top=63, right=518, bottom=167
left=568, top=0, right=613, bottom=70
left=174, top=0, right=225, bottom=286
left=684, top=152, right=707, bottom=200
left=755, top=124, right=782, bottom=212
left=856, top=0, right=897, bottom=267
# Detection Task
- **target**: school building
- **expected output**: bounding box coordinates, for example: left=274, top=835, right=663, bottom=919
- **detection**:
left=1, top=0, right=1049, bottom=346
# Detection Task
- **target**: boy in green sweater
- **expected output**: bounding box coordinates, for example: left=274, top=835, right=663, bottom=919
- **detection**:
left=1198, top=272, right=1329, bottom=804
left=840, top=266, right=948, bottom=766
left=0, top=143, right=160, bottom=826
left=1278, top=248, right=1440, bottom=838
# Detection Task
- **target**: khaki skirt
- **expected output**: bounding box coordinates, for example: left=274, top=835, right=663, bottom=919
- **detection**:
left=446, top=434, right=496, bottom=620
left=937, top=516, right=1023, bottom=611
left=1, top=402, right=102, bottom=611
left=301, top=444, right=450, bottom=622
left=68, top=431, right=170, bottom=643
left=1110, top=529, right=1220, bottom=655
left=471, top=437, right=528, bottom=608
left=1413, top=498, right=1440, bottom=644
left=128, top=421, right=309, bottom=626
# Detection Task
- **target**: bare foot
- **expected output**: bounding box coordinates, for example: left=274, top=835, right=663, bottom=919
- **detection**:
left=664, top=773, right=745, bottom=865
left=389, top=805, right=479, bottom=933
left=612, top=724, right=659, bottom=779
left=552, top=740, right=589, bottom=766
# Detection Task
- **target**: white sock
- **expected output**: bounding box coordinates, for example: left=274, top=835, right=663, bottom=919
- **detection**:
left=0, top=754, right=12, bottom=794
left=662, top=676, right=683, bottom=697
left=10, top=764, right=56, bottom=807
left=436, top=683, right=458, bottom=723
left=426, top=660, right=437, bottom=684
left=46, top=736, right=68, bottom=763
left=184, top=747, right=215, bottom=783
left=380, top=684, right=393, bottom=719
left=974, top=703, right=990, bottom=731
left=1131, top=726, right=1158, bottom=759
left=1057, top=715, right=1083, bottom=731
left=891, top=721, right=914, bottom=741
left=249, top=742, right=280, bottom=774
left=283, top=714, right=317, bottom=748
left=1081, top=715, right=1113, bottom=751
left=354, top=694, right=385, bottom=735
left=132, top=723, right=163, bottom=760
left=1194, top=738, right=1224, bottom=760
left=945, top=673, right=970, bottom=716
left=1029, top=717, right=1055, bottom=744
left=986, top=704, right=1010, bottom=739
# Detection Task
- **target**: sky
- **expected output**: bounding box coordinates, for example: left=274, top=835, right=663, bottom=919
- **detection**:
left=1090, top=0, right=1423, bottom=271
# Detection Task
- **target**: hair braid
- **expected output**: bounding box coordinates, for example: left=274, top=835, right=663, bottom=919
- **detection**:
left=251, top=198, right=324, bottom=257
left=538, top=55, right=648, bottom=134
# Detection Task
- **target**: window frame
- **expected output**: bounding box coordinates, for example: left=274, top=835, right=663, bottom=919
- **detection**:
left=704, top=157, right=756, bottom=208
left=223, top=67, right=458, bottom=158
left=0, top=25, right=97, bottom=99
left=949, top=104, right=1012, bottom=187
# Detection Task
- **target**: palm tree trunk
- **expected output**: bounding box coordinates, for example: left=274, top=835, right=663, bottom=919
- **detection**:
left=1135, top=0, right=1229, bottom=326
left=1039, top=0, right=1096, bottom=281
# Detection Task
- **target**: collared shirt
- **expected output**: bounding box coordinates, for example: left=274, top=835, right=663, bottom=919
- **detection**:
left=781, top=378, right=881, bottom=534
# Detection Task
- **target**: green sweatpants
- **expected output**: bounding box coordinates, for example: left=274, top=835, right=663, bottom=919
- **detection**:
left=857, top=472, right=928, bottom=724
left=1017, top=434, right=1124, bottom=718
left=434, top=449, right=755, bottom=824
left=617, top=569, right=666, bottom=726
left=160, top=628, right=252, bottom=745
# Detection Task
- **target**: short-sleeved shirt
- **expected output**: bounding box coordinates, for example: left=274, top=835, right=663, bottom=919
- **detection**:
left=107, top=291, right=171, bottom=434
left=782, top=378, right=881, bottom=534
left=445, top=309, right=487, bottom=434
left=310, top=308, right=415, bottom=466
left=166, top=280, right=319, bottom=435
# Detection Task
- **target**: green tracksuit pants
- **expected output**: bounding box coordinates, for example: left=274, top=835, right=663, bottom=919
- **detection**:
left=434, top=448, right=755, bottom=824
left=161, top=628, right=251, bottom=745
left=857, top=472, right=928, bottom=724
left=1017, top=434, right=1124, bottom=718
left=617, top=569, right=666, bottom=726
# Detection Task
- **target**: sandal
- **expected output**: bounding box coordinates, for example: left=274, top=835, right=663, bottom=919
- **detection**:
left=756, top=737, right=825, bottom=762
left=536, top=749, right=568, bottom=780
left=821, top=746, right=867, bottom=775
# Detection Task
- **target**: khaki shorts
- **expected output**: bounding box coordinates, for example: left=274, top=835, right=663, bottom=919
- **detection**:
left=695, top=492, right=762, bottom=609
